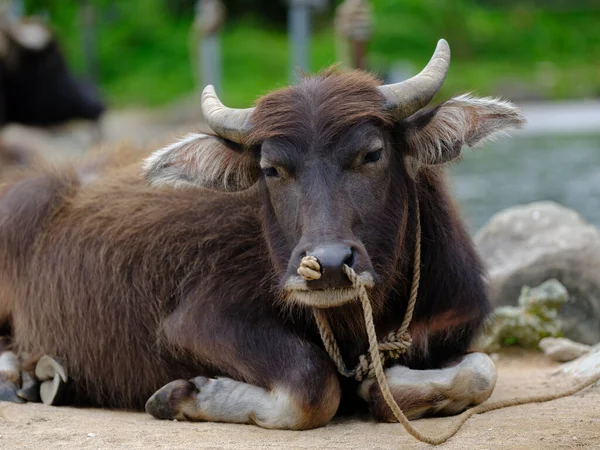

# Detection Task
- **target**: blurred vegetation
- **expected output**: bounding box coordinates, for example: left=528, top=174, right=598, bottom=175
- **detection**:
left=23, top=0, right=600, bottom=108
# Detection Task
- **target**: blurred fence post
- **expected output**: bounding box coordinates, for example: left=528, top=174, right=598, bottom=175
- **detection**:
left=334, top=0, right=372, bottom=70
left=194, top=0, right=225, bottom=94
left=288, top=0, right=312, bottom=83
left=80, top=0, right=100, bottom=83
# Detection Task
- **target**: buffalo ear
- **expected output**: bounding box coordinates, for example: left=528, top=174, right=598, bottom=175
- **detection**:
left=143, top=133, right=260, bottom=191
left=404, top=94, right=526, bottom=174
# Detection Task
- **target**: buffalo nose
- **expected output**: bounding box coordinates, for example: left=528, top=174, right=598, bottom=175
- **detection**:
left=303, top=245, right=355, bottom=289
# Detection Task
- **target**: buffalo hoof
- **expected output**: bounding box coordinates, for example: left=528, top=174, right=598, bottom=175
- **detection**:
left=146, top=379, right=196, bottom=420
left=35, top=355, right=69, bottom=406
left=0, top=380, right=24, bottom=403
left=0, top=350, right=24, bottom=403
left=17, top=371, right=41, bottom=403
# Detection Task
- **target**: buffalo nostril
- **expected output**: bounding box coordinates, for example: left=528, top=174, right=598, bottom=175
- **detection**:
left=343, top=248, right=356, bottom=268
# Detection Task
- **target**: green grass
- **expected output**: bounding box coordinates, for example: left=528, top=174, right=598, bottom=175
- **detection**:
left=219, top=20, right=339, bottom=107
left=25, top=0, right=600, bottom=108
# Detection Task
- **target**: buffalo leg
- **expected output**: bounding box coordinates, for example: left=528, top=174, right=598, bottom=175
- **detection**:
left=146, top=305, right=341, bottom=430
left=0, top=338, right=42, bottom=403
left=18, top=370, right=41, bottom=403
left=0, top=336, right=23, bottom=403
left=147, top=375, right=338, bottom=430
left=359, top=352, right=497, bottom=421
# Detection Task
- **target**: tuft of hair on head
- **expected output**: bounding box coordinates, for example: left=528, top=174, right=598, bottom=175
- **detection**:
left=295, top=63, right=348, bottom=81
left=248, top=66, right=389, bottom=146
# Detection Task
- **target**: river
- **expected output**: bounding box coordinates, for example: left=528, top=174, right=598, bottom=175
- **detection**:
left=449, top=101, right=600, bottom=232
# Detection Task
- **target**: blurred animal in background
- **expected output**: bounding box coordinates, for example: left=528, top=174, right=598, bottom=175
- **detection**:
left=0, top=15, right=105, bottom=127
left=0, top=12, right=106, bottom=178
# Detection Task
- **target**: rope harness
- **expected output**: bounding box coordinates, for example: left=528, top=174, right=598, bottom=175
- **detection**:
left=312, top=199, right=420, bottom=382
left=302, top=197, right=600, bottom=445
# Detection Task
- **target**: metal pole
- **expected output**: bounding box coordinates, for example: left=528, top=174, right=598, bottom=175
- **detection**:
left=288, top=1, right=311, bottom=83
left=201, top=33, right=221, bottom=93
left=195, top=0, right=225, bottom=94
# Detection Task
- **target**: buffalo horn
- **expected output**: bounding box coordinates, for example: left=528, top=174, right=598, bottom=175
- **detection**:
left=378, top=39, right=451, bottom=119
left=201, top=85, right=255, bottom=144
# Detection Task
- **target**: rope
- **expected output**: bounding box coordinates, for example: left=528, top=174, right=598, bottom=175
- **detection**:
left=350, top=263, right=600, bottom=445
left=313, top=197, right=421, bottom=381
left=311, top=195, right=600, bottom=445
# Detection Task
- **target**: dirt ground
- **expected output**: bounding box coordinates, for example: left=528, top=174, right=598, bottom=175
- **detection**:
left=0, top=349, right=598, bottom=450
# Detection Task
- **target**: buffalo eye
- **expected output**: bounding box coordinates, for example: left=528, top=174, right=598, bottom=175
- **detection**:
left=262, top=167, right=280, bottom=178
left=362, top=149, right=382, bottom=165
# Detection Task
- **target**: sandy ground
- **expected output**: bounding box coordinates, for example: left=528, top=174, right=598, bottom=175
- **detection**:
left=0, top=349, right=598, bottom=450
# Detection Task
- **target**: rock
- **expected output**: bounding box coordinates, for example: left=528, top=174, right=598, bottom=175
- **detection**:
left=539, top=337, right=591, bottom=362
left=473, top=279, right=569, bottom=353
left=553, top=343, right=600, bottom=384
left=475, top=201, right=600, bottom=345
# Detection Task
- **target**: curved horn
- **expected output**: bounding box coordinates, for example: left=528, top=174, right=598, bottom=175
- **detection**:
left=201, top=85, right=254, bottom=144
left=378, top=39, right=451, bottom=119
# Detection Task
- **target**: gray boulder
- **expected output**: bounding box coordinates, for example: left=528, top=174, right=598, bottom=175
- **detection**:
left=475, top=201, right=600, bottom=345
left=553, top=343, right=600, bottom=385
left=539, top=337, right=592, bottom=362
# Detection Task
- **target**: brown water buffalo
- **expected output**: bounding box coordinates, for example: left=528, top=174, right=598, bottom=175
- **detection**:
left=0, top=39, right=525, bottom=428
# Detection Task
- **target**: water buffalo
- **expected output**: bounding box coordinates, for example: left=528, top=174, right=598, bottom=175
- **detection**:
left=0, top=39, right=525, bottom=428
left=0, top=16, right=105, bottom=127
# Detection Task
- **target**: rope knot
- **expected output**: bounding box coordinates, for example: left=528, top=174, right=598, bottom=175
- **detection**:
left=354, top=354, right=371, bottom=381
left=379, top=331, right=412, bottom=359
left=351, top=330, right=413, bottom=382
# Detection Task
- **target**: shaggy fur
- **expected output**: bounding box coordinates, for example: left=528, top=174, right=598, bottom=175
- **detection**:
left=0, top=68, right=524, bottom=424
left=248, top=69, right=392, bottom=145
left=0, top=140, right=42, bottom=182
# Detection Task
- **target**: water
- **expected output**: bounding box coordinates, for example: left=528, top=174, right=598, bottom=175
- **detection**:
left=448, top=133, right=600, bottom=233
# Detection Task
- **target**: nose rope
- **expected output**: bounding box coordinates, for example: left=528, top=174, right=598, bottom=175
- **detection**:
left=311, top=197, right=421, bottom=382
left=308, top=196, right=600, bottom=445
left=297, top=255, right=322, bottom=281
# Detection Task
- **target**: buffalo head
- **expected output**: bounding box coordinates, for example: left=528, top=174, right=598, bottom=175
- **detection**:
left=144, top=40, right=525, bottom=309
left=0, top=17, right=105, bottom=127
